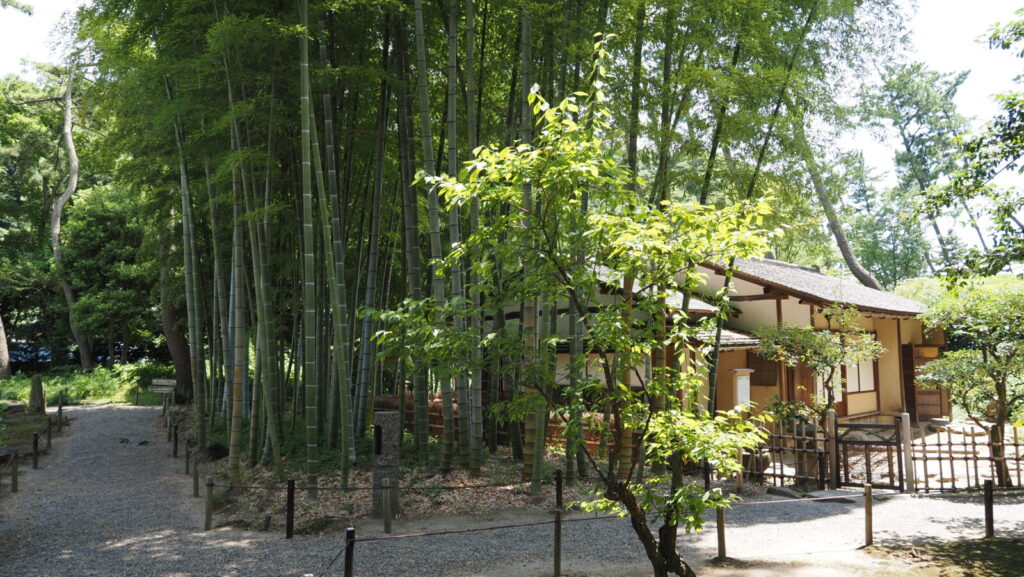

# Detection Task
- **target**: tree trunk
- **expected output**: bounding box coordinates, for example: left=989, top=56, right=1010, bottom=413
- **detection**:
left=165, top=75, right=207, bottom=446
left=794, top=112, right=883, bottom=290
left=414, top=0, right=453, bottom=471
left=394, top=24, right=429, bottom=462
left=465, top=0, right=484, bottom=476
left=0, top=312, right=11, bottom=380
left=299, top=0, right=319, bottom=495
left=228, top=195, right=246, bottom=485
left=159, top=265, right=193, bottom=396
left=52, top=68, right=94, bottom=371
left=355, top=30, right=391, bottom=436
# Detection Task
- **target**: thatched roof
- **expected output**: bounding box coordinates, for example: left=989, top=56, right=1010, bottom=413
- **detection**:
left=708, top=258, right=924, bottom=317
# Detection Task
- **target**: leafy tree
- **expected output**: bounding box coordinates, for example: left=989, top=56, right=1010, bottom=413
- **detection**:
left=755, top=303, right=885, bottom=422
left=842, top=153, right=929, bottom=289
left=61, top=184, right=157, bottom=365
left=921, top=12, right=1024, bottom=276
left=917, top=278, right=1024, bottom=487
left=383, top=64, right=776, bottom=576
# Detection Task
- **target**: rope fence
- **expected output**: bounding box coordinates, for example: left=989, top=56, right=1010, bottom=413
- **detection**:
left=0, top=393, right=67, bottom=494
left=299, top=478, right=1012, bottom=577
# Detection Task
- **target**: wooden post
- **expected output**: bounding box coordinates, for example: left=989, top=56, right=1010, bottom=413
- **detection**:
left=344, top=527, right=356, bottom=577
left=984, top=479, right=994, bottom=538
left=32, top=433, right=39, bottom=469
left=827, top=409, right=839, bottom=489
left=286, top=479, right=296, bottom=539
left=900, top=413, right=914, bottom=492
left=864, top=484, right=873, bottom=547
left=172, top=425, right=179, bottom=458
left=383, top=478, right=392, bottom=534
left=192, top=458, right=200, bottom=498
left=46, top=418, right=52, bottom=449
left=57, top=395, right=63, bottom=433
left=716, top=508, right=726, bottom=560
left=10, top=453, right=18, bottom=493
left=185, top=445, right=191, bottom=474
left=204, top=478, right=214, bottom=531
left=554, top=469, right=563, bottom=577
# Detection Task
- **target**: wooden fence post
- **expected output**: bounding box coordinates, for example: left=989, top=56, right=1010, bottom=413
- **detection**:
left=984, top=479, right=994, bottom=538
left=554, top=469, right=563, bottom=577
left=204, top=478, right=214, bottom=531
left=827, top=409, right=839, bottom=489
left=192, top=457, right=200, bottom=498
left=185, top=445, right=190, bottom=474
left=286, top=479, right=295, bottom=539
left=46, top=418, right=52, bottom=449
left=864, top=484, right=873, bottom=547
left=900, top=413, right=914, bottom=493
left=344, top=527, right=356, bottom=577
left=10, top=453, right=17, bottom=493
left=172, top=425, right=179, bottom=458
left=716, top=508, right=726, bottom=560
left=57, top=395, right=63, bottom=433
left=383, top=478, right=393, bottom=534
left=32, top=433, right=39, bottom=470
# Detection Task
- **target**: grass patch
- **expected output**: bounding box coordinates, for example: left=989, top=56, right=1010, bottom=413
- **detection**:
left=0, top=411, right=52, bottom=451
left=0, top=363, right=174, bottom=406
left=879, top=538, right=1024, bottom=577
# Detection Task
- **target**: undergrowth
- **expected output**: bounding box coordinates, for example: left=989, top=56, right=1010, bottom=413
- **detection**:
left=0, top=363, right=174, bottom=406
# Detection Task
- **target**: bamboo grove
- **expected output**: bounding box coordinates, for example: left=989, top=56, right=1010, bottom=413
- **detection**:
left=68, top=0, right=905, bottom=491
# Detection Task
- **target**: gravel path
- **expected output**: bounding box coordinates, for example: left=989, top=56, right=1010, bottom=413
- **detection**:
left=1, top=405, right=1022, bottom=577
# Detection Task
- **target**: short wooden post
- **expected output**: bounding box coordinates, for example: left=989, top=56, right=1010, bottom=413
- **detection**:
left=192, top=458, right=200, bottom=498
left=900, top=413, right=914, bottom=492
left=185, top=445, right=191, bottom=474
left=383, top=478, right=393, bottom=534
left=10, top=453, right=18, bottom=493
left=57, top=395, right=63, bottom=433
left=172, top=425, right=179, bottom=458
left=864, top=484, right=873, bottom=547
left=984, top=479, right=994, bottom=538
left=32, top=433, right=39, bottom=469
left=46, top=418, right=52, bottom=449
left=554, top=468, right=563, bottom=577
left=827, top=409, right=839, bottom=489
left=716, top=508, right=726, bottom=560
left=286, top=479, right=296, bottom=539
left=344, top=527, right=356, bottom=577
left=817, top=452, right=827, bottom=490
left=204, top=478, right=214, bottom=531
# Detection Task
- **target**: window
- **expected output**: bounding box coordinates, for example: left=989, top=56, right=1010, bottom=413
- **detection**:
left=747, top=351, right=778, bottom=387
left=845, top=357, right=877, bottom=393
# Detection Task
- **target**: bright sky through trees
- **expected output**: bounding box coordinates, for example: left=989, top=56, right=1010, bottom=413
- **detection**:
left=1, top=0, right=1019, bottom=251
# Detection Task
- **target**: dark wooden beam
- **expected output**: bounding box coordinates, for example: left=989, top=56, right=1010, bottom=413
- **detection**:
left=730, top=287, right=787, bottom=302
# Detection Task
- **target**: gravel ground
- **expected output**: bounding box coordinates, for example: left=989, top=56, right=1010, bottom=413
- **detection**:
left=1, top=404, right=1022, bottom=577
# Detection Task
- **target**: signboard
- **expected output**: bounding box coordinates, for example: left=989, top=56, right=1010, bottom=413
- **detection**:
left=149, top=378, right=177, bottom=394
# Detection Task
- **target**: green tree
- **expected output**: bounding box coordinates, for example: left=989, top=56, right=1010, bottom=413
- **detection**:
left=842, top=153, right=929, bottom=289
left=917, top=278, right=1024, bottom=487
left=923, top=11, right=1024, bottom=276
left=862, top=61, right=975, bottom=271
left=388, top=71, right=775, bottom=577
left=755, top=303, right=885, bottom=421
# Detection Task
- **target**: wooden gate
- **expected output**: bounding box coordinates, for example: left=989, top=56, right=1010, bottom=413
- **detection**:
left=835, top=421, right=904, bottom=491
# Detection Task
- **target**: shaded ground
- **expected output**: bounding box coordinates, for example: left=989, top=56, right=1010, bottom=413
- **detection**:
left=0, top=404, right=1022, bottom=577
left=871, top=538, right=1024, bottom=577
